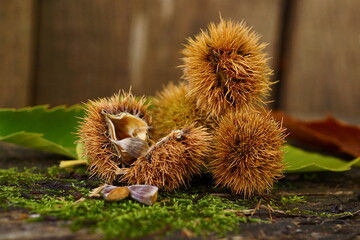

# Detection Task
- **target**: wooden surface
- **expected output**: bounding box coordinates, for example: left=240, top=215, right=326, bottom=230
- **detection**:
left=36, top=0, right=132, bottom=106
left=0, top=0, right=36, bottom=108
left=133, top=0, right=282, bottom=98
left=34, top=0, right=281, bottom=106
left=0, top=0, right=359, bottom=124
left=280, top=0, right=360, bottom=124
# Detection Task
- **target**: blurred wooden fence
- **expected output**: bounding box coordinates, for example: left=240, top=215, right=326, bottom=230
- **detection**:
left=1, top=0, right=359, bottom=124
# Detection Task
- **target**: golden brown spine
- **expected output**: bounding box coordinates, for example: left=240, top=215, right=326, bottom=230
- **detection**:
left=181, top=18, right=272, bottom=117
left=121, top=125, right=211, bottom=191
left=78, top=91, right=152, bottom=183
left=152, top=81, right=212, bottom=138
left=210, top=110, right=286, bottom=197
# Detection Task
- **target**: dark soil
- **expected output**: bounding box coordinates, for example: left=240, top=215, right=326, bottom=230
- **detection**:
left=234, top=169, right=360, bottom=240
left=1, top=142, right=359, bottom=240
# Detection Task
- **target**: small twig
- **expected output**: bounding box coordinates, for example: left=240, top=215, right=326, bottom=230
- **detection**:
left=192, top=191, right=208, bottom=204
left=59, top=159, right=88, bottom=168
left=337, top=209, right=360, bottom=220
left=224, top=208, right=256, bottom=216
left=276, top=191, right=354, bottom=197
left=259, top=204, right=274, bottom=221
left=251, top=199, right=262, bottom=216
left=208, top=193, right=233, bottom=197
left=259, top=205, right=311, bottom=219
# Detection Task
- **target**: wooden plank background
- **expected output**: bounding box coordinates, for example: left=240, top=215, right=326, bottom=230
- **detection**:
left=0, top=0, right=37, bottom=108
left=0, top=0, right=359, bottom=124
left=35, top=0, right=281, bottom=105
left=280, top=0, right=360, bottom=124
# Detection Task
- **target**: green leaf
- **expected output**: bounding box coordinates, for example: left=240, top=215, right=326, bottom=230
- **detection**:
left=1, top=105, right=359, bottom=173
left=0, top=105, right=84, bottom=158
left=284, top=145, right=360, bottom=173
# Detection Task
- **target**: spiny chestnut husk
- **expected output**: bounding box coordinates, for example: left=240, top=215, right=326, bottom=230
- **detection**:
left=78, top=91, right=152, bottom=183
left=210, top=110, right=286, bottom=197
left=121, top=125, right=211, bottom=191
left=152, top=81, right=212, bottom=138
left=181, top=18, right=272, bottom=117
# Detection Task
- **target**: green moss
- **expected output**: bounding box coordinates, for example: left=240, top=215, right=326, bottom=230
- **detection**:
left=0, top=168, right=45, bottom=186
left=47, top=165, right=65, bottom=176
left=263, top=195, right=308, bottom=209
left=279, top=195, right=306, bottom=205
left=47, top=165, right=88, bottom=177
left=65, top=194, right=251, bottom=239
left=286, top=208, right=354, bottom=218
left=0, top=167, right=260, bottom=239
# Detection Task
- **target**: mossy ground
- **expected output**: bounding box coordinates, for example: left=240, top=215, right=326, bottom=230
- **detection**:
left=0, top=167, right=261, bottom=239
left=1, top=167, right=360, bottom=240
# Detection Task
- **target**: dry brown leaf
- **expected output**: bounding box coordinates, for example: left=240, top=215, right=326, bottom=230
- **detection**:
left=304, top=116, right=360, bottom=157
left=271, top=111, right=360, bottom=157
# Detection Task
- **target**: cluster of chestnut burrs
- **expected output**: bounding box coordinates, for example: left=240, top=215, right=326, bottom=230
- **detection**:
left=79, top=19, right=286, bottom=201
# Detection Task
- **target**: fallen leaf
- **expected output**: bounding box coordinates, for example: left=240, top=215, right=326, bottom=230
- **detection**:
left=284, top=145, right=360, bottom=173
left=304, top=116, right=360, bottom=157
left=272, top=111, right=360, bottom=157
left=0, top=105, right=84, bottom=158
